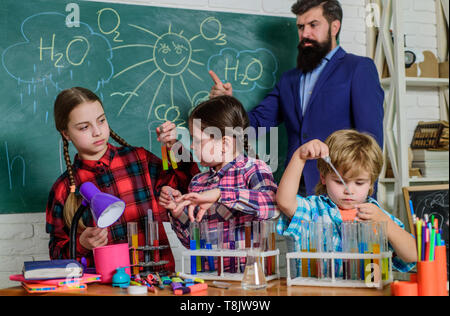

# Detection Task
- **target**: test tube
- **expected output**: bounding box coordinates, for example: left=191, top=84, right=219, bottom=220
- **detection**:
left=357, top=221, right=366, bottom=280
left=361, top=221, right=373, bottom=284
left=371, top=222, right=382, bottom=284
left=309, top=222, right=317, bottom=278
left=200, top=221, right=207, bottom=272
left=127, top=222, right=139, bottom=276
left=379, top=221, right=389, bottom=281
left=323, top=222, right=333, bottom=279
left=153, top=222, right=160, bottom=263
left=229, top=219, right=236, bottom=273
left=245, top=222, right=252, bottom=249
left=258, top=221, right=266, bottom=274
left=316, top=222, right=324, bottom=279
left=350, top=222, right=359, bottom=280
left=144, top=215, right=150, bottom=264
left=265, top=222, right=272, bottom=276
left=147, top=209, right=160, bottom=264
left=189, top=222, right=199, bottom=275
left=217, top=222, right=224, bottom=276
left=205, top=222, right=215, bottom=272
left=252, top=221, right=261, bottom=249
left=270, top=221, right=276, bottom=275
left=300, top=221, right=309, bottom=277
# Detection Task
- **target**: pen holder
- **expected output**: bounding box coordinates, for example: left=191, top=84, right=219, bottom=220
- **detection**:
left=417, top=261, right=438, bottom=296
left=391, top=281, right=418, bottom=296
left=435, top=246, right=448, bottom=296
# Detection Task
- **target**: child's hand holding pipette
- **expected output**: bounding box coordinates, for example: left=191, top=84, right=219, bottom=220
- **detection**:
left=159, top=186, right=182, bottom=211
left=297, top=139, right=329, bottom=161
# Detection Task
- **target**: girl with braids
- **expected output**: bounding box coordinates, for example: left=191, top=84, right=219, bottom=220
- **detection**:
left=46, top=87, right=199, bottom=271
left=159, top=96, right=279, bottom=272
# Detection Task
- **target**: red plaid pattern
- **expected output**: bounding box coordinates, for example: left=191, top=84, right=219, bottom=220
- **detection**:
left=46, top=143, right=199, bottom=271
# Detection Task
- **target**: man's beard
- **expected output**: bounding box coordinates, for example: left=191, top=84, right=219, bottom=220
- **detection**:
left=296, top=29, right=333, bottom=73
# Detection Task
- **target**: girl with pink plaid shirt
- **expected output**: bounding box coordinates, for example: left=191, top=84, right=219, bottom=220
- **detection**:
left=159, top=96, right=280, bottom=272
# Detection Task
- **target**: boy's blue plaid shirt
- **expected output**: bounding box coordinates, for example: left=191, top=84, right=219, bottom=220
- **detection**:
left=277, top=194, right=416, bottom=273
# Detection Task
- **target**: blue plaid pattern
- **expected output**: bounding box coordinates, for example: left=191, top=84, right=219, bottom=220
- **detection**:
left=277, top=195, right=416, bottom=274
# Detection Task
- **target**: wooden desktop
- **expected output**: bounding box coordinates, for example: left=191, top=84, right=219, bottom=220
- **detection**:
left=0, top=279, right=391, bottom=296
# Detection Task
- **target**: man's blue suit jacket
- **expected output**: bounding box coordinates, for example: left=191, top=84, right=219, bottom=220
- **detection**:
left=248, top=47, right=384, bottom=195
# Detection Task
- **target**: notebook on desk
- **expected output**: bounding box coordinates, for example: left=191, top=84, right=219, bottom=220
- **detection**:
left=21, top=282, right=87, bottom=293
left=10, top=273, right=101, bottom=286
left=22, top=260, right=83, bottom=280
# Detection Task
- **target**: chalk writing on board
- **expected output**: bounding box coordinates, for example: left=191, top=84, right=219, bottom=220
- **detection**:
left=111, top=17, right=226, bottom=120
left=208, top=47, right=278, bottom=93
left=1, top=12, right=113, bottom=92
left=97, top=8, right=123, bottom=43
left=416, top=191, right=449, bottom=231
left=4, top=142, right=26, bottom=190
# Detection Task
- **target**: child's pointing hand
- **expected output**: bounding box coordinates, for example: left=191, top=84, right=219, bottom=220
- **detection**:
left=183, top=189, right=221, bottom=222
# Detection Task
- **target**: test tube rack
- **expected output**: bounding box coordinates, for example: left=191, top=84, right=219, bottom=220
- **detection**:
left=286, top=251, right=393, bottom=289
left=179, top=248, right=280, bottom=281
left=130, top=245, right=170, bottom=276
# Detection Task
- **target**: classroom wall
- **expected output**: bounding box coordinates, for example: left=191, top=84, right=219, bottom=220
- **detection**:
left=0, top=0, right=441, bottom=289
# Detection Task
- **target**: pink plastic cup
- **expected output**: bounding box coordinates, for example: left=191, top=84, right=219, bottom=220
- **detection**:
left=93, top=243, right=131, bottom=284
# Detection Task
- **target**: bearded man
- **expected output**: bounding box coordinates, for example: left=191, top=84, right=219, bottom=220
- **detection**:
left=209, top=0, right=384, bottom=196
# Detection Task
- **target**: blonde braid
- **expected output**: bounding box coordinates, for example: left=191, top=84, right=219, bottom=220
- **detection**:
left=61, top=137, right=85, bottom=230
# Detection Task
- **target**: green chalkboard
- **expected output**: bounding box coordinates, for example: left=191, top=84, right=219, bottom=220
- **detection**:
left=0, top=0, right=297, bottom=214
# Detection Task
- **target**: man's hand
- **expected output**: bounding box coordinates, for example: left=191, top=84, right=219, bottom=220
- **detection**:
left=209, top=70, right=233, bottom=98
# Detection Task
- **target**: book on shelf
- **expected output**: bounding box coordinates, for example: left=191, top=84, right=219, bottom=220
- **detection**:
left=412, top=149, right=449, bottom=161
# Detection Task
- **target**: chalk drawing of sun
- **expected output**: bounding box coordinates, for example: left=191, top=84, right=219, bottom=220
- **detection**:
left=111, top=18, right=226, bottom=122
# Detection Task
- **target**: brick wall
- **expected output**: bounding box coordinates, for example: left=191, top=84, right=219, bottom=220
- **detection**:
left=0, top=0, right=441, bottom=289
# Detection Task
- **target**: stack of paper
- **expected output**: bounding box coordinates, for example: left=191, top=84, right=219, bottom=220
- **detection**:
left=412, top=149, right=449, bottom=178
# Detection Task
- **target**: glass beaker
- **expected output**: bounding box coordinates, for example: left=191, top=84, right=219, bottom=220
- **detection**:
left=241, top=248, right=267, bottom=290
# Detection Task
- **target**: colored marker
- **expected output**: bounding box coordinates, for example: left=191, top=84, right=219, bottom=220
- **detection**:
left=416, top=219, right=422, bottom=262
left=174, top=283, right=208, bottom=295
left=429, top=228, right=436, bottom=261
left=409, top=200, right=415, bottom=223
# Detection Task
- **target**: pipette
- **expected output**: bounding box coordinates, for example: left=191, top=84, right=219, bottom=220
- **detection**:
left=322, top=156, right=352, bottom=195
